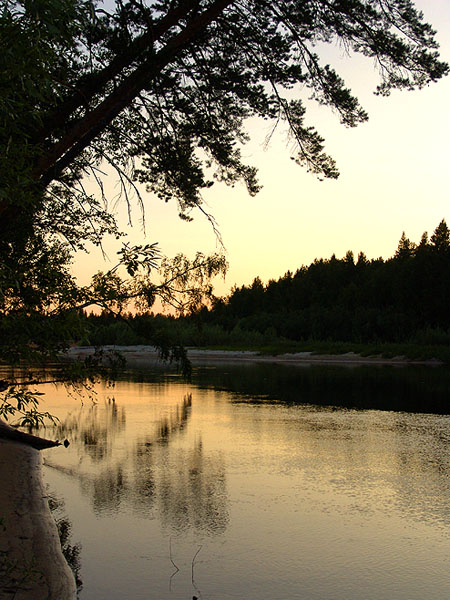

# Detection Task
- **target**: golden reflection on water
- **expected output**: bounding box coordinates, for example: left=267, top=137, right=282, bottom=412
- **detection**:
left=41, top=382, right=229, bottom=534
left=38, top=378, right=449, bottom=530
left=34, top=374, right=450, bottom=600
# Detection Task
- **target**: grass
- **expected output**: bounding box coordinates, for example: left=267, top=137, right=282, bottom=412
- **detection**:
left=192, top=340, right=450, bottom=363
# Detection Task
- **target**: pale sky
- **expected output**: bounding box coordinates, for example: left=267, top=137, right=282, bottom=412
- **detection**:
left=74, top=0, right=450, bottom=301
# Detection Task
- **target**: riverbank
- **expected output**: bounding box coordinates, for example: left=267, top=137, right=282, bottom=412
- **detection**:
left=65, top=345, right=445, bottom=366
left=0, top=440, right=76, bottom=600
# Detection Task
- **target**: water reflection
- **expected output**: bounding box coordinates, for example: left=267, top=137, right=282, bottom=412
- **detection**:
left=34, top=364, right=450, bottom=600
left=54, top=397, right=126, bottom=462
left=47, top=491, right=83, bottom=592
left=158, top=438, right=228, bottom=534
left=223, top=401, right=450, bottom=530
left=189, top=362, right=450, bottom=414
left=44, top=392, right=229, bottom=534
left=154, top=392, right=191, bottom=444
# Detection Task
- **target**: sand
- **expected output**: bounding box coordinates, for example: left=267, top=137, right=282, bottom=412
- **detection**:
left=66, top=344, right=443, bottom=366
left=0, top=439, right=76, bottom=600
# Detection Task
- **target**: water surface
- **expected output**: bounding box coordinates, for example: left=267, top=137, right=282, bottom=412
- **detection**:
left=36, top=363, right=449, bottom=599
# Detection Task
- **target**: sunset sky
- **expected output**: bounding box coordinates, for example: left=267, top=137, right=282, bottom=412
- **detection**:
left=74, top=0, right=450, bottom=302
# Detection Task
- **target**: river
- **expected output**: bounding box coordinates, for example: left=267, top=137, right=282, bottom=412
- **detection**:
left=33, top=361, right=449, bottom=599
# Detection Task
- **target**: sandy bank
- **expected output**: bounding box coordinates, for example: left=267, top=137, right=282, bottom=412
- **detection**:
left=65, top=345, right=443, bottom=366
left=0, top=440, right=76, bottom=600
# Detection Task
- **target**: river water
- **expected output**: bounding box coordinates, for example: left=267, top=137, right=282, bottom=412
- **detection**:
left=34, top=362, right=449, bottom=599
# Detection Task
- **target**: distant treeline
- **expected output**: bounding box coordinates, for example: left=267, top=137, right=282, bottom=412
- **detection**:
left=80, top=220, right=450, bottom=349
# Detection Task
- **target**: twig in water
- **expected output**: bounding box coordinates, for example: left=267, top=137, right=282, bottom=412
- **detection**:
left=191, top=545, right=203, bottom=599
left=169, top=537, right=179, bottom=590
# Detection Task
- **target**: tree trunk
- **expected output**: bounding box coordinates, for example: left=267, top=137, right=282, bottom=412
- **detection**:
left=35, top=0, right=234, bottom=185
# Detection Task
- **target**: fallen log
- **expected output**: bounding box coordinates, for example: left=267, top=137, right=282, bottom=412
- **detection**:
left=0, top=420, right=68, bottom=450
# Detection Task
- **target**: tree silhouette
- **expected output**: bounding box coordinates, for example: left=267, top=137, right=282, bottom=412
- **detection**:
left=186, top=220, right=450, bottom=346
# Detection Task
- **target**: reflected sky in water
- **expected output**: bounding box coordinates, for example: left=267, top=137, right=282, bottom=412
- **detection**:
left=37, top=364, right=449, bottom=600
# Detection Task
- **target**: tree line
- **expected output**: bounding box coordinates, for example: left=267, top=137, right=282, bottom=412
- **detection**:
left=80, top=219, right=450, bottom=349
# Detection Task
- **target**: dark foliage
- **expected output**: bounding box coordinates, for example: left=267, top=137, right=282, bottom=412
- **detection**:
left=81, top=220, right=450, bottom=349
left=201, top=220, right=450, bottom=344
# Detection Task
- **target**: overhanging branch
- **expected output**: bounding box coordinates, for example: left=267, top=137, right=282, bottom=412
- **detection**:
left=35, top=0, right=235, bottom=187
left=33, top=0, right=202, bottom=144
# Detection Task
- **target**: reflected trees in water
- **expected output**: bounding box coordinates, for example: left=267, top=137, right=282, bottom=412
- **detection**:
left=44, top=393, right=229, bottom=535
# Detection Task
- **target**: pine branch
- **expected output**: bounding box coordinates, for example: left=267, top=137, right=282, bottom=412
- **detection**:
left=35, top=0, right=234, bottom=187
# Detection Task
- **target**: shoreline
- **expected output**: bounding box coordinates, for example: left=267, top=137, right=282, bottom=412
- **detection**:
left=65, top=345, right=445, bottom=367
left=0, top=440, right=76, bottom=600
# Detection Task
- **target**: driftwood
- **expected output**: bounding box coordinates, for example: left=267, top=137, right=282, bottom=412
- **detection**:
left=0, top=419, right=68, bottom=450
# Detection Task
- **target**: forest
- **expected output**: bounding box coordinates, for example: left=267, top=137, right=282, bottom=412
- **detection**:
left=79, top=219, right=450, bottom=357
